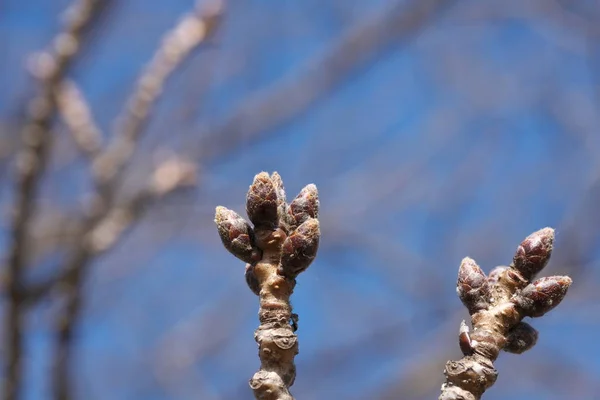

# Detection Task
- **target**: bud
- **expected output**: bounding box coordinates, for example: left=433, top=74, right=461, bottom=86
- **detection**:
left=246, top=172, right=279, bottom=229
left=513, top=276, right=572, bottom=317
left=280, top=218, right=320, bottom=278
left=457, top=257, right=489, bottom=314
left=270, top=172, right=290, bottom=231
left=503, top=322, right=538, bottom=354
left=245, top=264, right=261, bottom=296
left=287, top=184, right=319, bottom=229
left=512, top=228, right=554, bottom=281
left=215, top=206, right=261, bottom=263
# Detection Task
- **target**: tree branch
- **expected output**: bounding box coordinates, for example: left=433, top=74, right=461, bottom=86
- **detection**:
left=56, top=79, right=103, bottom=158
left=45, top=5, right=222, bottom=396
left=439, top=228, right=572, bottom=399
left=2, top=1, right=107, bottom=399
left=215, top=172, right=320, bottom=399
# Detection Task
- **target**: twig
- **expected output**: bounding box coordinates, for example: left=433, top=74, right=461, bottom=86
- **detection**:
left=50, top=156, right=195, bottom=400
left=24, top=0, right=223, bottom=306
left=2, top=1, right=106, bottom=399
left=193, top=0, right=455, bottom=161
left=215, top=172, right=320, bottom=399
left=42, top=7, right=220, bottom=392
left=92, top=0, right=223, bottom=191
left=439, top=228, right=572, bottom=399
left=56, top=79, right=103, bottom=158
left=47, top=7, right=219, bottom=390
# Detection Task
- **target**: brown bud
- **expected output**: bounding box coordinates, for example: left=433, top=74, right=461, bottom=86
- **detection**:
left=287, top=184, right=319, bottom=229
left=270, top=172, right=290, bottom=228
left=503, top=322, right=538, bottom=354
left=245, top=264, right=261, bottom=296
left=280, top=218, right=320, bottom=278
left=215, top=206, right=261, bottom=263
left=246, top=172, right=279, bottom=229
left=457, top=257, right=489, bottom=314
left=513, top=275, right=572, bottom=317
left=512, top=228, right=554, bottom=281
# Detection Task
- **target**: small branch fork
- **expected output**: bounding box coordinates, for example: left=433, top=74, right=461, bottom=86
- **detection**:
left=215, top=172, right=320, bottom=400
left=440, top=228, right=573, bottom=400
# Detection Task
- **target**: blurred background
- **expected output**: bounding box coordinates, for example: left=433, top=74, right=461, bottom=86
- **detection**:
left=1, top=0, right=599, bottom=399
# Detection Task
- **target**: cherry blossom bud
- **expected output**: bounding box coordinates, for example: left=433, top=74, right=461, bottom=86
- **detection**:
left=512, top=228, right=554, bottom=281
left=215, top=206, right=261, bottom=263
left=457, top=257, right=489, bottom=314
left=287, top=184, right=319, bottom=229
left=280, top=218, right=320, bottom=278
left=270, top=172, right=290, bottom=229
left=246, top=172, right=279, bottom=229
left=503, top=322, right=538, bottom=354
left=245, top=264, right=261, bottom=296
left=513, top=276, right=572, bottom=317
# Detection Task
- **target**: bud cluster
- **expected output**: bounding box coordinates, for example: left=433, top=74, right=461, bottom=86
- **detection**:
left=454, top=227, right=571, bottom=356
left=215, top=172, right=321, bottom=294
left=443, top=227, right=573, bottom=399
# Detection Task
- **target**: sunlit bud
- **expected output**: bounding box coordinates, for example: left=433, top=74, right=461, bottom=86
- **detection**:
left=245, top=264, right=261, bottom=296
left=512, top=228, right=554, bottom=281
left=215, top=206, right=262, bottom=263
left=457, top=257, right=489, bottom=314
left=280, top=218, right=320, bottom=278
left=503, top=322, right=538, bottom=354
left=287, top=184, right=319, bottom=229
left=513, top=276, right=572, bottom=317
left=246, top=172, right=279, bottom=229
left=270, top=172, right=291, bottom=232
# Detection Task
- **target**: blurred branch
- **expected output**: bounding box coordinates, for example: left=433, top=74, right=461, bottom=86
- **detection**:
left=50, top=156, right=196, bottom=400
left=92, top=0, right=222, bottom=192
left=41, top=3, right=222, bottom=397
left=56, top=80, right=103, bottom=158
left=2, top=1, right=108, bottom=399
left=194, top=0, right=455, bottom=161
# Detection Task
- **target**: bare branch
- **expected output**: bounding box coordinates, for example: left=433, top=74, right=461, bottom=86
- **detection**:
left=440, top=228, right=573, bottom=399
left=2, top=0, right=108, bottom=398
left=92, top=0, right=223, bottom=189
left=50, top=155, right=196, bottom=399
left=56, top=79, right=103, bottom=158
left=194, top=0, right=455, bottom=161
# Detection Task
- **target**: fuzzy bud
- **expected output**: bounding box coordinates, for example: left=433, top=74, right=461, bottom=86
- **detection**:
left=280, top=218, right=320, bottom=278
left=215, top=206, right=261, bottom=263
left=270, top=172, right=290, bottom=229
left=513, top=276, right=572, bottom=317
left=287, top=184, right=319, bottom=229
left=245, top=264, right=261, bottom=296
left=503, top=322, right=538, bottom=354
left=246, top=172, right=279, bottom=229
left=512, top=228, right=554, bottom=281
left=457, top=257, right=489, bottom=314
